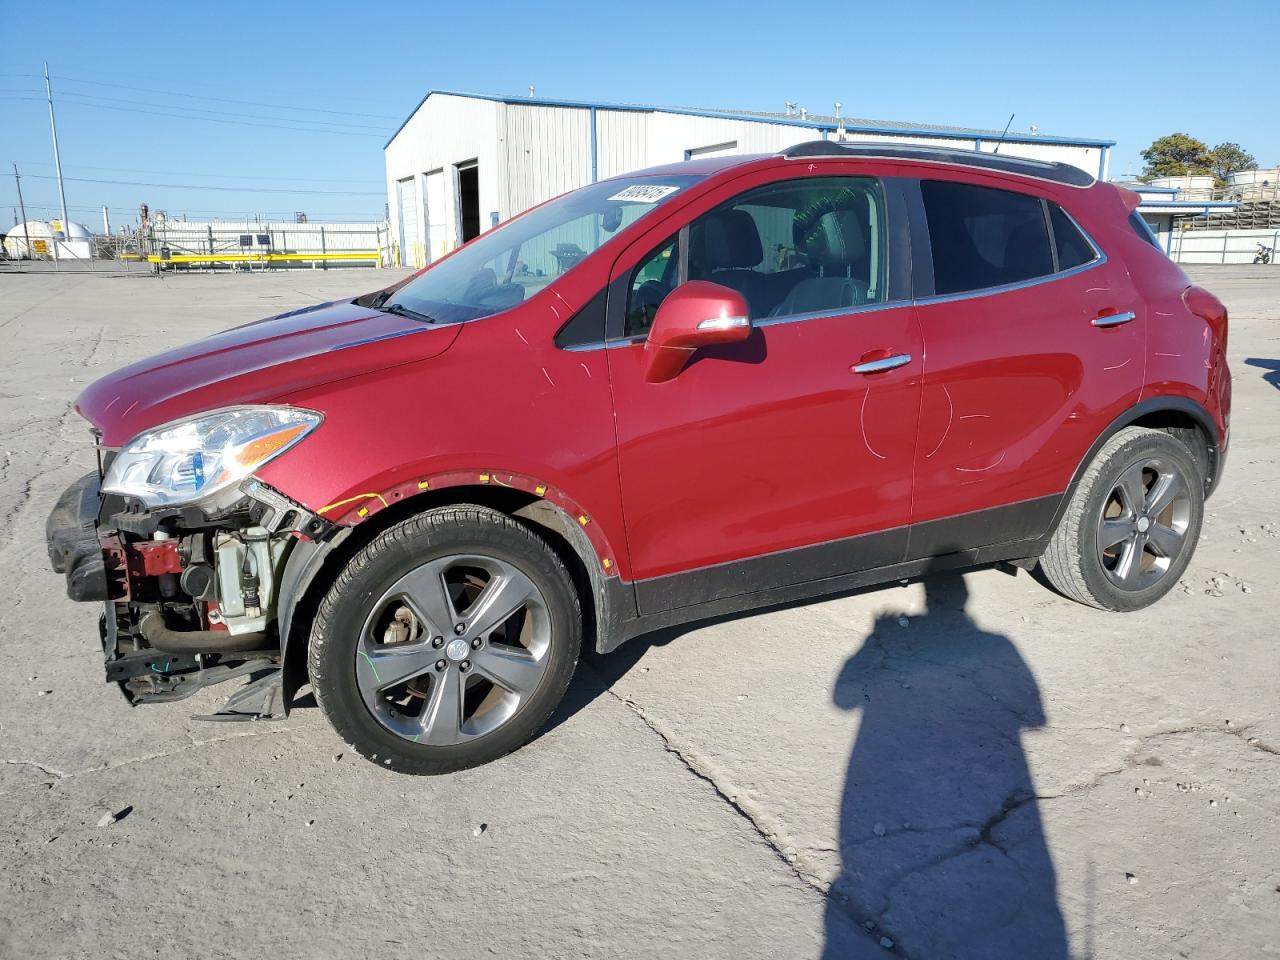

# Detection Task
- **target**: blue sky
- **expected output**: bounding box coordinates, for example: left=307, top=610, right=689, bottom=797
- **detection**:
left=3, top=0, right=1277, bottom=227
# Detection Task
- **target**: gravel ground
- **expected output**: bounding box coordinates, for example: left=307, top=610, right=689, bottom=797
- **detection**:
left=0, top=265, right=1276, bottom=959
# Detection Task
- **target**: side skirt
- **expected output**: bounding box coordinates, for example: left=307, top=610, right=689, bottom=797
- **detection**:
left=600, top=494, right=1061, bottom=654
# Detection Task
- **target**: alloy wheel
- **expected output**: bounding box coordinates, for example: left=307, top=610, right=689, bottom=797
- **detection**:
left=355, top=554, right=552, bottom=744
left=1095, top=456, right=1192, bottom=590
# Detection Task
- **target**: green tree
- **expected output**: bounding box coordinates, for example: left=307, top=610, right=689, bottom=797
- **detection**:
left=1140, top=133, right=1210, bottom=181
left=1205, top=142, right=1257, bottom=185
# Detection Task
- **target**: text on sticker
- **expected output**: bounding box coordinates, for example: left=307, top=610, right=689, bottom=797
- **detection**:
left=608, top=184, right=680, bottom=204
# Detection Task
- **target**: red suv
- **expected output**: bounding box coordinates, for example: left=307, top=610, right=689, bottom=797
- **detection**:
left=47, top=144, right=1231, bottom=773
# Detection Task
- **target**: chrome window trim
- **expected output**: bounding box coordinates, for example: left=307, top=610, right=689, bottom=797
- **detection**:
left=568, top=205, right=1107, bottom=349
left=913, top=252, right=1107, bottom=308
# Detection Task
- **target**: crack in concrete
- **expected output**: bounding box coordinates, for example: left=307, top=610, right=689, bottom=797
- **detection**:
left=599, top=663, right=1280, bottom=960
left=3, top=758, right=71, bottom=780
left=1, top=725, right=294, bottom=794
left=593, top=674, right=899, bottom=953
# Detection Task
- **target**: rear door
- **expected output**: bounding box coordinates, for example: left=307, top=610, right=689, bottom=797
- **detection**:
left=907, top=176, right=1145, bottom=556
left=605, top=168, right=924, bottom=613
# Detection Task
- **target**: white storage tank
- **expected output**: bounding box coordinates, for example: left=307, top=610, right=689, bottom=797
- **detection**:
left=2, top=219, right=93, bottom=259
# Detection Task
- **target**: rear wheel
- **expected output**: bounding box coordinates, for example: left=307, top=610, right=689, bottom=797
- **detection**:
left=309, top=505, right=581, bottom=774
left=1040, top=427, right=1203, bottom=611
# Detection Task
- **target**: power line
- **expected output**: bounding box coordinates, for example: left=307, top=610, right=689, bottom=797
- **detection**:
left=0, top=93, right=389, bottom=137
left=21, top=173, right=383, bottom=196
left=2, top=71, right=402, bottom=120
left=11, top=159, right=383, bottom=186
left=47, top=89, right=392, bottom=131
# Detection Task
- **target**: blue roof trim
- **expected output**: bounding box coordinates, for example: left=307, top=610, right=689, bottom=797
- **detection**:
left=385, top=90, right=1116, bottom=150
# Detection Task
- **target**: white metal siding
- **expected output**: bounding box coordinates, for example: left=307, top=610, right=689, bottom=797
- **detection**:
left=384, top=94, right=502, bottom=257
left=501, top=104, right=592, bottom=213
left=386, top=95, right=1110, bottom=245
left=594, top=110, right=648, bottom=180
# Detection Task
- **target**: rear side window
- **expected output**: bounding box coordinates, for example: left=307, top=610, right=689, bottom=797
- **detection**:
left=921, top=181, right=1054, bottom=295
left=1049, top=205, right=1096, bottom=270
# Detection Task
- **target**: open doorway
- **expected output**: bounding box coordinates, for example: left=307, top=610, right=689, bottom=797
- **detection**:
left=455, top=161, right=480, bottom=243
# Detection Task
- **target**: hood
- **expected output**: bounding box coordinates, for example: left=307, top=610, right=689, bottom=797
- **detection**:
left=77, top=299, right=462, bottom=446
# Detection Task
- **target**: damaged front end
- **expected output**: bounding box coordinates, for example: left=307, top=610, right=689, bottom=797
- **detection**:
left=47, top=407, right=331, bottom=721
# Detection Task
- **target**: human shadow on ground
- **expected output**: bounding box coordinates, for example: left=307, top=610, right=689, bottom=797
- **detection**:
left=545, top=570, right=1070, bottom=957
left=822, top=574, right=1068, bottom=959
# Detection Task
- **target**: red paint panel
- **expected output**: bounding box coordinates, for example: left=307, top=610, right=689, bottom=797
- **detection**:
left=608, top=307, right=922, bottom=580
left=912, top=259, right=1145, bottom=525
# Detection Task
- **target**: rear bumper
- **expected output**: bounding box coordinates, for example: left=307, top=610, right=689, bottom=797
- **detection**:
left=46, top=472, right=110, bottom=602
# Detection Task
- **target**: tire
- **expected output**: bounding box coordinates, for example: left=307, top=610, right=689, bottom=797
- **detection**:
left=309, top=505, right=581, bottom=774
left=1040, top=426, right=1204, bottom=611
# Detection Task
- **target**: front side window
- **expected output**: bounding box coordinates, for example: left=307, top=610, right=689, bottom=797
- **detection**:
left=387, top=176, right=699, bottom=325
left=624, top=176, right=890, bottom=336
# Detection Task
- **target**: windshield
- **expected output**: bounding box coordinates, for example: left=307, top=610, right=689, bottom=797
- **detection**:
left=385, top=176, right=701, bottom=324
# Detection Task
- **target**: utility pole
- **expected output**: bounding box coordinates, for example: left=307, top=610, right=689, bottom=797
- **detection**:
left=44, top=62, right=69, bottom=265
left=12, top=163, right=32, bottom=261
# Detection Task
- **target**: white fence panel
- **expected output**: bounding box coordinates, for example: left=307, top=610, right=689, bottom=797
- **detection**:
left=1171, top=228, right=1279, bottom=264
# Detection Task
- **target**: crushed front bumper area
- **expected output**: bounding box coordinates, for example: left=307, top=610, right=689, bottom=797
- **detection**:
left=46, top=472, right=110, bottom=602
left=45, top=471, right=304, bottom=720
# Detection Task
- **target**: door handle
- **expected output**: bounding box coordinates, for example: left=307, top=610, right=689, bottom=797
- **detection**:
left=1092, top=311, right=1136, bottom=327
left=852, top=353, right=912, bottom=375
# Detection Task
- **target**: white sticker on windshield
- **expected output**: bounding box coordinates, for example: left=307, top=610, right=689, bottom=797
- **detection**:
left=608, top=184, right=680, bottom=204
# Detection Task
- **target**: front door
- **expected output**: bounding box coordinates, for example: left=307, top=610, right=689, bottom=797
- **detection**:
left=606, top=172, right=923, bottom=614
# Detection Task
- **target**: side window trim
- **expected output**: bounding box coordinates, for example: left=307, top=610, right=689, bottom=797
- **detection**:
left=1041, top=198, right=1061, bottom=275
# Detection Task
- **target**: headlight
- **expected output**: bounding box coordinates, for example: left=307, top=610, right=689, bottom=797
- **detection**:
left=102, top=405, right=322, bottom=508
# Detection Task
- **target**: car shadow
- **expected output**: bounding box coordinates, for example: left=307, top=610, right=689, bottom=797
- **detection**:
left=1243, top=357, right=1280, bottom=391
left=547, top=571, right=1069, bottom=958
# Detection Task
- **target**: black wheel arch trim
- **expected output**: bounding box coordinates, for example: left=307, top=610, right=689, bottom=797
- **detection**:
left=1072, top=396, right=1222, bottom=500
left=1041, top=395, right=1222, bottom=557
left=273, top=494, right=625, bottom=710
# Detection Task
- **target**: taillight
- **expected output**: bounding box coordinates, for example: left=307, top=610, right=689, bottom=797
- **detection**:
left=1183, top=284, right=1228, bottom=347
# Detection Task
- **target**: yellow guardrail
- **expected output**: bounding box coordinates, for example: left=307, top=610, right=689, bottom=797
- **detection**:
left=147, top=251, right=381, bottom=264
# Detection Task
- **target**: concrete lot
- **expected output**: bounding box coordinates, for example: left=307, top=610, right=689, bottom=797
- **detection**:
left=0, top=266, right=1276, bottom=959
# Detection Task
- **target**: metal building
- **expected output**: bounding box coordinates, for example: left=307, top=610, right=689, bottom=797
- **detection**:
left=383, top=90, right=1115, bottom=268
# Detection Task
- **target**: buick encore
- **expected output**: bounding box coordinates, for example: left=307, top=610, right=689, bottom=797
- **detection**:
left=47, top=143, right=1231, bottom=773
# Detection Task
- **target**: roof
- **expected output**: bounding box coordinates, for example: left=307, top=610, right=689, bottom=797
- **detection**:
left=385, top=90, right=1116, bottom=150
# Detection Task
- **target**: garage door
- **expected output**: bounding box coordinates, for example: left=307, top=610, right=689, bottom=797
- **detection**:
left=423, top=169, right=447, bottom=263
left=397, top=177, right=421, bottom=267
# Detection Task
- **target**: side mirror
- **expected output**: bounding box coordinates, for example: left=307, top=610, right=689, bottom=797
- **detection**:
left=643, top=281, right=752, bottom=383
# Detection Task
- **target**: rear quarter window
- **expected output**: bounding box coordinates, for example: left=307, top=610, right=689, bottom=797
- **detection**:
left=1128, top=211, right=1162, bottom=249
left=1049, top=204, right=1097, bottom=270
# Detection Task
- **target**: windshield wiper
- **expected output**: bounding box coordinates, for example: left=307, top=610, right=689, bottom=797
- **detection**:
left=380, top=302, right=436, bottom=324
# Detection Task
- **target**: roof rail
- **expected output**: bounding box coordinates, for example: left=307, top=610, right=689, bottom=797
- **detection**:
left=779, top=141, right=1096, bottom=187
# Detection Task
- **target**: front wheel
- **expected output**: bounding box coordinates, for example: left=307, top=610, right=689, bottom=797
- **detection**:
left=309, top=505, right=581, bottom=774
left=1040, top=427, right=1204, bottom=611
